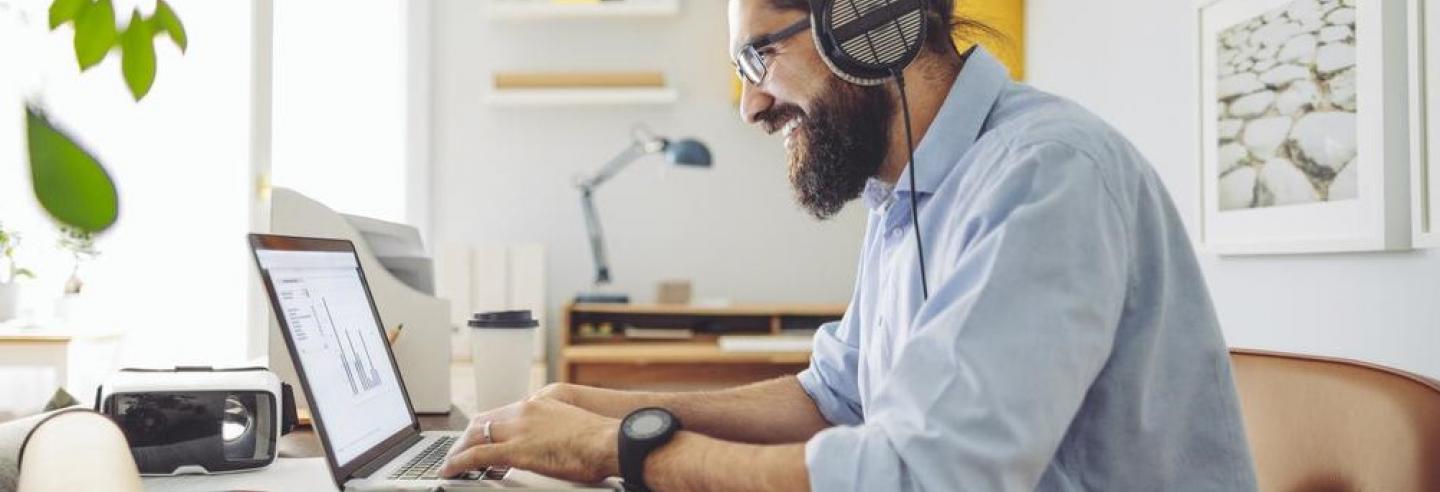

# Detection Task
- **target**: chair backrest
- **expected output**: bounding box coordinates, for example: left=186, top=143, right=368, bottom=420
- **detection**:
left=1230, top=349, right=1440, bottom=492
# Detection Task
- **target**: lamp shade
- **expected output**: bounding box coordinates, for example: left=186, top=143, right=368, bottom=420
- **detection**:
left=665, top=139, right=712, bottom=167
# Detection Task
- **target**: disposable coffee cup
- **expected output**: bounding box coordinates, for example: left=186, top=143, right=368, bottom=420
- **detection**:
left=469, top=310, right=539, bottom=412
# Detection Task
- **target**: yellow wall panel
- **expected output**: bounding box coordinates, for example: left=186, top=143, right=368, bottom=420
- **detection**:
left=954, top=0, right=1026, bottom=80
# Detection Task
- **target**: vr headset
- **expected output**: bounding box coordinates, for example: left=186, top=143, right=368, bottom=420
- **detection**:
left=96, top=367, right=298, bottom=475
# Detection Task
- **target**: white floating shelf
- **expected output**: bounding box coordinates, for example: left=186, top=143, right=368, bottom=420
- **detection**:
left=483, top=87, right=679, bottom=107
left=485, top=0, right=680, bottom=20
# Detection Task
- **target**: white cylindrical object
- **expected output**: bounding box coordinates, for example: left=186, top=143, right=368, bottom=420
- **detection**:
left=0, top=283, right=19, bottom=322
left=469, top=310, right=539, bottom=413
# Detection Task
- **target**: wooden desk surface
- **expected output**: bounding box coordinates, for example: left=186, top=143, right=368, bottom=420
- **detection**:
left=279, top=407, right=472, bottom=459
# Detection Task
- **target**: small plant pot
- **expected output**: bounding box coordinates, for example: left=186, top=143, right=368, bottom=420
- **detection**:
left=0, top=282, right=19, bottom=322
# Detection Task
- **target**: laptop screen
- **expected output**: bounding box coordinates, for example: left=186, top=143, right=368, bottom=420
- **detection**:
left=254, top=241, right=414, bottom=466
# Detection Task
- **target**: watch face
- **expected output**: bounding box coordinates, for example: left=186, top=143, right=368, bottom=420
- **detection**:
left=624, top=409, right=671, bottom=440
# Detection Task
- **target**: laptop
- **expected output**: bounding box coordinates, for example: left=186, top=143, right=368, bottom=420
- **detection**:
left=250, top=234, right=617, bottom=491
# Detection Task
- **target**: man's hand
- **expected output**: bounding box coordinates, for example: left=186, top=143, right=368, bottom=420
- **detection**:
left=440, top=398, right=619, bottom=483
left=529, top=382, right=584, bottom=407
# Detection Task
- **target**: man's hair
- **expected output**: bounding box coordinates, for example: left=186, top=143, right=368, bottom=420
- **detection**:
left=768, top=0, right=999, bottom=55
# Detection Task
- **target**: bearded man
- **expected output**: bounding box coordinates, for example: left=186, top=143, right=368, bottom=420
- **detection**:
left=441, top=1, right=1259, bottom=490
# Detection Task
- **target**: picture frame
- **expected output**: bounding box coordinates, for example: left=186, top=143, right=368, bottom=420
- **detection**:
left=1412, top=0, right=1439, bottom=247
left=1197, top=0, right=1412, bottom=254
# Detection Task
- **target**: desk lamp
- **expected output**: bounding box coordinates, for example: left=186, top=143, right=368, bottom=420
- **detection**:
left=574, top=125, right=711, bottom=304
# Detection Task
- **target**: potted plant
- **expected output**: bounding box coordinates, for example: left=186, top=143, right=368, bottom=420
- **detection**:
left=0, top=223, right=35, bottom=321
left=58, top=228, right=97, bottom=296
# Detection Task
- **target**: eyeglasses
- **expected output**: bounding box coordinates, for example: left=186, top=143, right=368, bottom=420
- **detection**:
left=734, top=18, right=811, bottom=87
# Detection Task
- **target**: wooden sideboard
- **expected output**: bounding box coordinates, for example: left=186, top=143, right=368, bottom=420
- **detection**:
left=559, top=303, right=845, bottom=391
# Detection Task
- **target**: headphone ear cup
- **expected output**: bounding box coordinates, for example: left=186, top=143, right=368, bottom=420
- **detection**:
left=810, top=0, right=929, bottom=86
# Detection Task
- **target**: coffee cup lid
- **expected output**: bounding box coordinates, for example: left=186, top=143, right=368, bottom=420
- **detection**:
left=469, top=310, right=538, bottom=329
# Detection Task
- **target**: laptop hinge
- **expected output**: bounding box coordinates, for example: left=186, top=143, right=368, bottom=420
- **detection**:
left=352, top=433, right=425, bottom=479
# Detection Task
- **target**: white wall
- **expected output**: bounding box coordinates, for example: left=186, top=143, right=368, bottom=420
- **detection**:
left=430, top=1, right=867, bottom=371
left=1027, top=0, right=1440, bottom=378
left=0, top=0, right=260, bottom=367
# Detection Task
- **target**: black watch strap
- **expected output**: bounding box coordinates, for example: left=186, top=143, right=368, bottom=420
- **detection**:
left=618, top=408, right=680, bottom=492
left=618, top=435, right=651, bottom=492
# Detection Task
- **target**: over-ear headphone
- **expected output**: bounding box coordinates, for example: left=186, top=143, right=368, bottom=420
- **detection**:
left=810, top=0, right=934, bottom=300
left=809, top=0, right=929, bottom=85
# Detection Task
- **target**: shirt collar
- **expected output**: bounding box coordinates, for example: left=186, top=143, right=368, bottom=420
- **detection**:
left=890, top=46, right=1010, bottom=199
left=862, top=178, right=895, bottom=210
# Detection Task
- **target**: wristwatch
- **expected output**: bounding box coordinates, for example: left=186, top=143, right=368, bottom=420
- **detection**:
left=617, top=407, right=681, bottom=492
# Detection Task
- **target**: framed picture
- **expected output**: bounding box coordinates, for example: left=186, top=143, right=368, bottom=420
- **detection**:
left=1198, top=0, right=1412, bottom=254
left=1413, top=0, right=1439, bottom=247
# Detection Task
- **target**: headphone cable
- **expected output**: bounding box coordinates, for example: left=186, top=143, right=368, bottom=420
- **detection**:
left=893, top=68, right=929, bottom=301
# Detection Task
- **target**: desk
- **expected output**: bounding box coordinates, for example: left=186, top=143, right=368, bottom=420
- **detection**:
left=280, top=406, right=471, bottom=458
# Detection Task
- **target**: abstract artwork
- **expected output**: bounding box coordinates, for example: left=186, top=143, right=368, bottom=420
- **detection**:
left=1199, top=0, right=1412, bottom=254
left=1214, top=0, right=1357, bottom=211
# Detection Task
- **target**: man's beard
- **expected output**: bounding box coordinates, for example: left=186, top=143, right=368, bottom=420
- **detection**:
left=760, top=78, right=894, bottom=220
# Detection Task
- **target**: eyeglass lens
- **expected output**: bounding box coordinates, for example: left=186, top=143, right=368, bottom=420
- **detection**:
left=739, top=47, right=765, bottom=85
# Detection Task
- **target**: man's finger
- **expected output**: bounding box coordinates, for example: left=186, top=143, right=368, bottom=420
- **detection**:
left=439, top=443, right=512, bottom=478
left=452, top=417, right=514, bottom=457
left=447, top=424, right=479, bottom=460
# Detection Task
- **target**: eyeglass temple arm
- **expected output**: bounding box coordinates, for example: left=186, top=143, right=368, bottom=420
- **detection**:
left=755, top=17, right=812, bottom=48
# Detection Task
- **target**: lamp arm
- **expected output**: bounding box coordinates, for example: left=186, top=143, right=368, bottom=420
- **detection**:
left=577, top=139, right=662, bottom=190
left=579, top=188, right=612, bottom=286
left=574, top=138, right=663, bottom=286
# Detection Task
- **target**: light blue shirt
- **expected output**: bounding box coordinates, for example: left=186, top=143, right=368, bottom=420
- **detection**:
left=797, top=48, right=1257, bottom=491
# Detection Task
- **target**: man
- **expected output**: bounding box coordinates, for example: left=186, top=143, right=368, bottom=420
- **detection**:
left=441, top=0, right=1259, bottom=490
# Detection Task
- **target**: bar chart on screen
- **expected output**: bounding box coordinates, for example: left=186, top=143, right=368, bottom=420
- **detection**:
left=275, top=270, right=391, bottom=401
left=312, top=296, right=381, bottom=394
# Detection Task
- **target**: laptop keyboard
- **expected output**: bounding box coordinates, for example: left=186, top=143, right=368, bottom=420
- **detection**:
left=387, top=435, right=510, bottom=481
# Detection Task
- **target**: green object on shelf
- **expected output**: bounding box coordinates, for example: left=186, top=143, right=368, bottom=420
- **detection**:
left=0, top=224, right=35, bottom=283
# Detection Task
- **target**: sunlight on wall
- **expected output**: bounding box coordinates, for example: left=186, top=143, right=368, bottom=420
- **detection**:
left=269, top=0, right=410, bottom=224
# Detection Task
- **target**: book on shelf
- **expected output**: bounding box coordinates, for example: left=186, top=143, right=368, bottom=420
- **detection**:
left=717, top=335, right=814, bottom=353
left=623, top=327, right=695, bottom=340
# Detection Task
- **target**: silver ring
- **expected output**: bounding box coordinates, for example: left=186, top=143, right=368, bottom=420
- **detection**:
left=482, top=420, right=494, bottom=444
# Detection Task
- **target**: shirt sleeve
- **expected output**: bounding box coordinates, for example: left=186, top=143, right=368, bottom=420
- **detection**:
left=796, top=237, right=872, bottom=426
left=805, top=142, right=1132, bottom=492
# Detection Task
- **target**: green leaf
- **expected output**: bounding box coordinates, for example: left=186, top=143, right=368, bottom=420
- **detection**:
left=72, top=0, right=116, bottom=71
left=48, top=0, right=90, bottom=29
left=25, top=105, right=120, bottom=234
left=120, top=10, right=156, bottom=101
left=14, top=268, right=35, bottom=280
left=151, top=0, right=186, bottom=52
